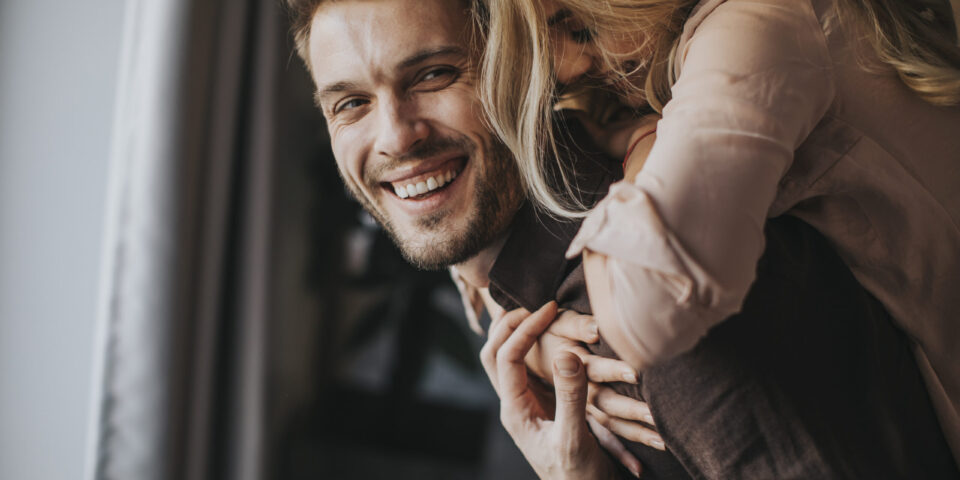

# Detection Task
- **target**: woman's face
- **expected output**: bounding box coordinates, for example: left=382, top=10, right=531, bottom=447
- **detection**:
left=542, top=0, right=643, bottom=86
left=543, top=0, right=597, bottom=84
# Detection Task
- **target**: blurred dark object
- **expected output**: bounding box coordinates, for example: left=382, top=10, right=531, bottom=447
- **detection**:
left=89, top=0, right=534, bottom=479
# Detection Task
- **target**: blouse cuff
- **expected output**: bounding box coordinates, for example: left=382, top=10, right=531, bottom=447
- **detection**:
left=566, top=181, right=694, bottom=303
left=566, top=180, right=717, bottom=364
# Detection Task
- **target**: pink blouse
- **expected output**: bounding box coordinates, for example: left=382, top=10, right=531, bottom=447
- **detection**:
left=567, top=0, right=960, bottom=462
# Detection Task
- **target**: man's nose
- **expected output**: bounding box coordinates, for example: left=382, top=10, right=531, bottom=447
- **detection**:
left=373, top=98, right=429, bottom=158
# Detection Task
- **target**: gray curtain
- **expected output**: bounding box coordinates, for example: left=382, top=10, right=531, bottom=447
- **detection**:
left=87, top=0, right=285, bottom=479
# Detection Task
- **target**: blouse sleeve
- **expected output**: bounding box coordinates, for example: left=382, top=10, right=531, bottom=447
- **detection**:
left=567, top=0, right=835, bottom=367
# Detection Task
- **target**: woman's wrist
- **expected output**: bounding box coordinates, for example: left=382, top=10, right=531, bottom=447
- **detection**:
left=623, top=129, right=657, bottom=181
left=622, top=128, right=657, bottom=170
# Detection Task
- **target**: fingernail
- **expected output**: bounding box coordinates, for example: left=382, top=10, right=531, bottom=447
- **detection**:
left=587, top=322, right=599, bottom=340
left=643, top=414, right=655, bottom=425
left=631, top=466, right=641, bottom=477
left=556, top=356, right=581, bottom=376
left=651, top=439, right=665, bottom=450
left=622, top=372, right=638, bottom=384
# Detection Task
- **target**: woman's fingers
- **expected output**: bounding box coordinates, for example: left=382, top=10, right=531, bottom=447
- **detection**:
left=587, top=403, right=665, bottom=450
left=586, top=415, right=642, bottom=478
left=592, top=384, right=656, bottom=426
left=497, top=302, right=559, bottom=401
left=568, top=346, right=639, bottom=384
left=546, top=310, right=599, bottom=344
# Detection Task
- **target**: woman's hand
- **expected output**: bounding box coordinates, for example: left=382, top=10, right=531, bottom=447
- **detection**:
left=508, top=307, right=664, bottom=476
left=525, top=309, right=635, bottom=384
left=480, top=302, right=619, bottom=480
left=587, top=385, right=664, bottom=451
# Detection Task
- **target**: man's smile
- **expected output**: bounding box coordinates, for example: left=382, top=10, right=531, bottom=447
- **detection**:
left=377, top=155, right=471, bottom=217
left=308, top=0, right=523, bottom=269
left=382, top=156, right=467, bottom=199
left=390, top=164, right=459, bottom=199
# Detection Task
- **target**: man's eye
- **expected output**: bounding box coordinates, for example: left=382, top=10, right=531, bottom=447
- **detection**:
left=422, top=69, right=450, bottom=81
left=334, top=98, right=368, bottom=114
left=417, top=67, right=459, bottom=89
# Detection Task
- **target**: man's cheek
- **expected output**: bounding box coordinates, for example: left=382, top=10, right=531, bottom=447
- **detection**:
left=332, top=145, right=365, bottom=193
left=341, top=130, right=379, bottom=187
left=432, top=88, right=482, bottom=127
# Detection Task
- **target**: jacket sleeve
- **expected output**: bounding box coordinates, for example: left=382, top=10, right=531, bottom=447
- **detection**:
left=567, top=0, right=835, bottom=367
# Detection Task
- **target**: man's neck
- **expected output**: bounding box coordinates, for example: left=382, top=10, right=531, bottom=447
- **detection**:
left=453, top=232, right=509, bottom=289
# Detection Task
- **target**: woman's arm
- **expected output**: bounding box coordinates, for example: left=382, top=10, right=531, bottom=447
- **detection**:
left=581, top=128, right=658, bottom=369
left=571, top=0, right=835, bottom=370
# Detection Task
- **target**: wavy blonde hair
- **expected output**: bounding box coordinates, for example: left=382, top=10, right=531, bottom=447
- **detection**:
left=475, top=0, right=960, bottom=218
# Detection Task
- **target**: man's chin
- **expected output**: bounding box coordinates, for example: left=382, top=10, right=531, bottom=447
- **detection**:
left=392, top=231, right=484, bottom=271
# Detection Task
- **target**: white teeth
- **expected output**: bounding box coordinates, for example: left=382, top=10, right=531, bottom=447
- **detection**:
left=393, top=168, right=460, bottom=199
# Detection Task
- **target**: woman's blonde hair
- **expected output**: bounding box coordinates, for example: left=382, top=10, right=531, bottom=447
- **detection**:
left=475, top=0, right=960, bottom=218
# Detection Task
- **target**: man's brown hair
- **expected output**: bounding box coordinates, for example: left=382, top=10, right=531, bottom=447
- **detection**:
left=284, top=0, right=326, bottom=71
left=284, top=0, right=479, bottom=73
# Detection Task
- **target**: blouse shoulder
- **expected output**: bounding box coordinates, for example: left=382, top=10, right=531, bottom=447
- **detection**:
left=670, top=0, right=835, bottom=148
left=675, top=0, right=832, bottom=76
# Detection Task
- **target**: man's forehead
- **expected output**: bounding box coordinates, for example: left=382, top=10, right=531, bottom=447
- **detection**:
left=308, top=0, right=472, bottom=82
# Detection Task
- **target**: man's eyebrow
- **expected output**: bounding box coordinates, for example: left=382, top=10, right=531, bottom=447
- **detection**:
left=315, top=81, right=359, bottom=108
left=314, top=46, right=466, bottom=108
left=396, top=45, right=466, bottom=70
left=547, top=9, right=572, bottom=27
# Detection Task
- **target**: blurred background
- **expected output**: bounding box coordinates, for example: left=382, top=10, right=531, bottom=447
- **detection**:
left=0, top=0, right=536, bottom=479
left=0, top=0, right=123, bottom=478
left=2, top=1, right=958, bottom=480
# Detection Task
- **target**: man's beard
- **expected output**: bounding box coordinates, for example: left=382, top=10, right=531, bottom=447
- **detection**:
left=344, top=133, right=522, bottom=270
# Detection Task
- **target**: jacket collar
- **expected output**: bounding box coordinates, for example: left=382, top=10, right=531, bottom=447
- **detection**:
left=487, top=113, right=621, bottom=312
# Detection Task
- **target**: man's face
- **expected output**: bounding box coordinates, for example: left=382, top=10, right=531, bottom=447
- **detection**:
left=308, top=0, right=523, bottom=270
